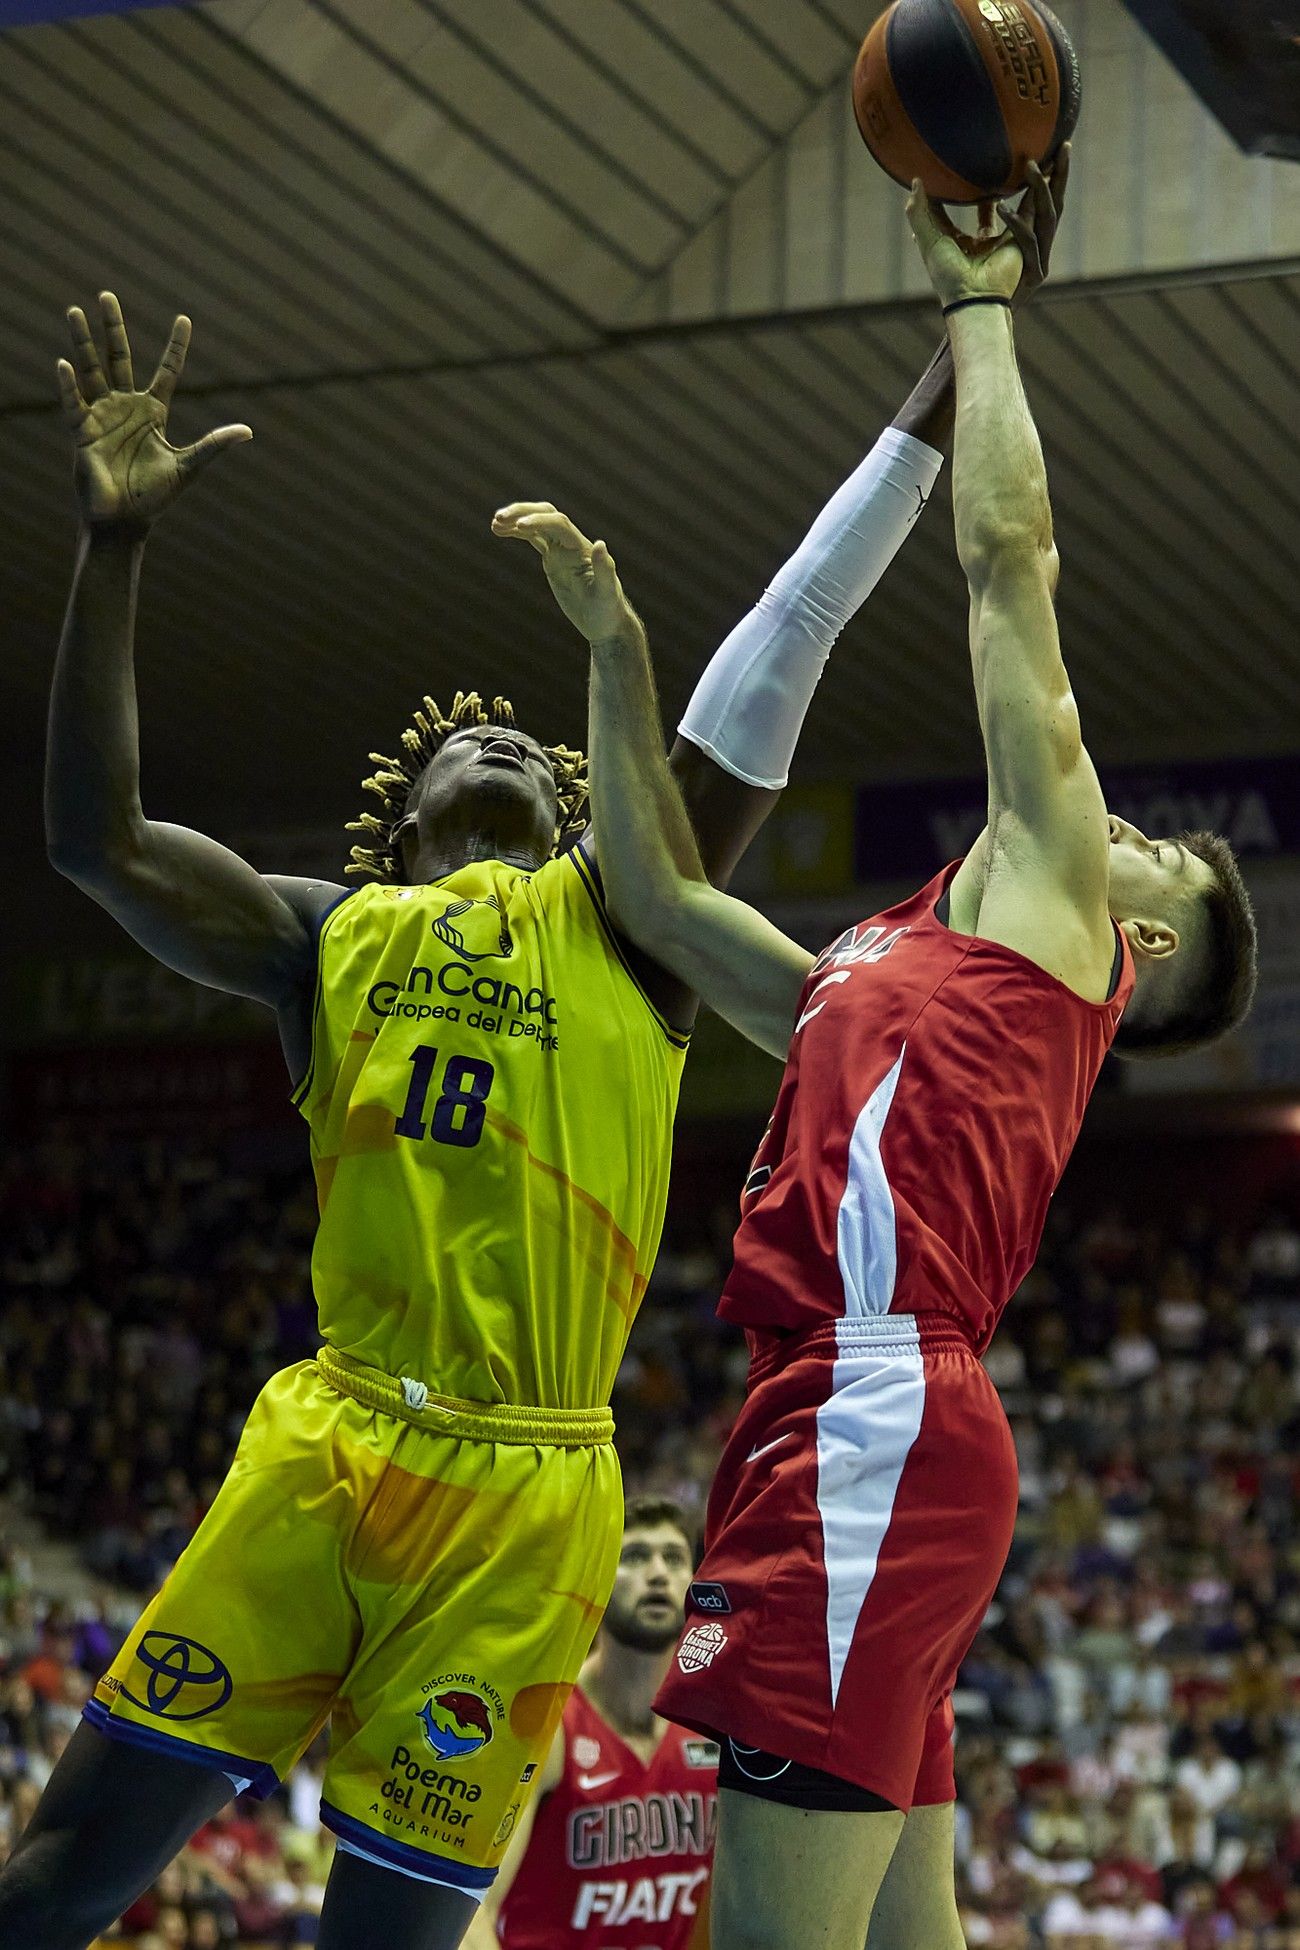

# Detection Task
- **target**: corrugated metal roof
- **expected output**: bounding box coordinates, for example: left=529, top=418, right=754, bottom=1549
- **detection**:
left=1, top=0, right=1297, bottom=868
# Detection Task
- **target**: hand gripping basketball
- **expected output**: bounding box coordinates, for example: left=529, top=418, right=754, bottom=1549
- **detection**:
left=905, top=155, right=1065, bottom=311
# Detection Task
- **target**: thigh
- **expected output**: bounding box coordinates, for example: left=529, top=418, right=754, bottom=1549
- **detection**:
left=0, top=1720, right=233, bottom=1945
left=89, top=1364, right=362, bottom=1789
left=322, top=1432, right=622, bottom=1894
left=711, top=1787, right=904, bottom=1950
left=318, top=1842, right=480, bottom=1950
left=864, top=1802, right=964, bottom=1950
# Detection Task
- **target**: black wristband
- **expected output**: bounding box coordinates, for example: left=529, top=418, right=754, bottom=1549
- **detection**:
left=942, top=295, right=1013, bottom=317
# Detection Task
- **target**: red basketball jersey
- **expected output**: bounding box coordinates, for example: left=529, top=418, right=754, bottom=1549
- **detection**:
left=722, top=864, right=1133, bottom=1354
left=497, top=1686, right=717, bottom=1950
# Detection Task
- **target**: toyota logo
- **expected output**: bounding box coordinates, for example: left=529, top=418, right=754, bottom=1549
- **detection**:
left=120, top=1632, right=233, bottom=1721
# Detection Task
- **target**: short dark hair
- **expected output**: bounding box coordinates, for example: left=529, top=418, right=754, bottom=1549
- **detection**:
left=623, top=1493, right=695, bottom=1554
left=1114, top=830, right=1258, bottom=1060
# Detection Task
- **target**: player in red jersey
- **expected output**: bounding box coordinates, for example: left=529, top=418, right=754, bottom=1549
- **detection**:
left=510, top=168, right=1258, bottom=1950
left=467, top=1497, right=716, bottom=1950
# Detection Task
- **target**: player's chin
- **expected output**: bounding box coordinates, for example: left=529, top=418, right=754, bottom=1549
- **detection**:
left=457, top=770, right=552, bottom=831
left=607, top=1607, right=684, bottom=1653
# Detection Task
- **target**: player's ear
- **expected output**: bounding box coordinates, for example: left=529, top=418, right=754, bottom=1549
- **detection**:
left=1118, top=915, right=1179, bottom=963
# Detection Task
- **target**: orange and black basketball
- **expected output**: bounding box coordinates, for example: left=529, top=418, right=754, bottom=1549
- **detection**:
left=853, top=0, right=1081, bottom=205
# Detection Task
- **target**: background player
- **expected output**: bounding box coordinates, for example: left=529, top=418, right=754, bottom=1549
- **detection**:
left=506, top=168, right=1258, bottom=1950
left=2, top=287, right=954, bottom=1950
left=469, top=1496, right=715, bottom=1950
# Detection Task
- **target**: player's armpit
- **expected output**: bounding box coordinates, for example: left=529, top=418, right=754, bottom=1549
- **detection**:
left=56, top=820, right=340, bottom=1010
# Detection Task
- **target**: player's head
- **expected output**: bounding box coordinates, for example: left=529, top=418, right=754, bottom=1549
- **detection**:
left=600, top=1495, right=695, bottom=1654
left=346, top=691, right=588, bottom=883
left=1106, top=819, right=1257, bottom=1059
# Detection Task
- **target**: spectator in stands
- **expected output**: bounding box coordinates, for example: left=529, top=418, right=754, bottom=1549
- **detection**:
left=4, top=1133, right=1300, bottom=1943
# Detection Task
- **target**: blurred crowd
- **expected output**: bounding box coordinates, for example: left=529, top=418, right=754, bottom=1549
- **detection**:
left=2, top=1130, right=1300, bottom=1946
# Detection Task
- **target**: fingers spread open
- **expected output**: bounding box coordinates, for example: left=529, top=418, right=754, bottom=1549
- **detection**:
left=56, top=358, right=88, bottom=428
left=148, top=315, right=192, bottom=410
left=99, top=291, right=134, bottom=392
left=67, top=306, right=108, bottom=402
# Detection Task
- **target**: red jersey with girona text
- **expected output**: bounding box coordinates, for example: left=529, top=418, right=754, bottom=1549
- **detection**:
left=497, top=1686, right=717, bottom=1950
left=722, top=863, right=1133, bottom=1354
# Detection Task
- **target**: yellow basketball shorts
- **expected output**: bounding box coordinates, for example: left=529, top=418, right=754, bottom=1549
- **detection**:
left=87, top=1354, right=621, bottom=1895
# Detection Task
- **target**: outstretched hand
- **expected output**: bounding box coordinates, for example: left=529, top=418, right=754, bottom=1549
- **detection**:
left=492, top=502, right=639, bottom=646
left=906, top=148, right=1070, bottom=312
left=58, top=293, right=251, bottom=532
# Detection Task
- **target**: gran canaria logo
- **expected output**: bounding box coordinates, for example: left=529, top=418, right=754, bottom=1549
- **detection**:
left=429, top=896, right=511, bottom=962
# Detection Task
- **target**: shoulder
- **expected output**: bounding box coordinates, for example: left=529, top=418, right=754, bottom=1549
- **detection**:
left=263, top=875, right=352, bottom=934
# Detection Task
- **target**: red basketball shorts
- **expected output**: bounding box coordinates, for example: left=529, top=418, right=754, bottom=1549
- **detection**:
left=655, top=1311, right=1018, bottom=1811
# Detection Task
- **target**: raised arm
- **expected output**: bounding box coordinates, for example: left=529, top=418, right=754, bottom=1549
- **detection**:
left=502, top=510, right=812, bottom=1059
left=46, top=295, right=342, bottom=1014
left=665, top=153, right=1070, bottom=882
left=906, top=166, right=1114, bottom=995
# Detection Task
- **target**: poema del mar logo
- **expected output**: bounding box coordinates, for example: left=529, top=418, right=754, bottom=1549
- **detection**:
left=419, top=1685, right=496, bottom=1763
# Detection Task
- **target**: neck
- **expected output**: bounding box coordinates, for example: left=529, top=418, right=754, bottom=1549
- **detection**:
left=407, top=829, right=546, bottom=883
left=580, top=1634, right=674, bottom=1745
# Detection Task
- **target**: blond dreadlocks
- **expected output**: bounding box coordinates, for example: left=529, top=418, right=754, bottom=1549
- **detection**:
left=345, top=691, right=588, bottom=882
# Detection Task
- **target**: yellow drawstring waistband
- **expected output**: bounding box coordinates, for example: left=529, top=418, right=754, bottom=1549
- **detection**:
left=315, top=1345, right=614, bottom=1449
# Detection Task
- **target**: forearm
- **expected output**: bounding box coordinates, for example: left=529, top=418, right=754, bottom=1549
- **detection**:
left=589, top=620, right=706, bottom=940
left=677, top=421, right=942, bottom=790
left=892, top=338, right=955, bottom=449
left=949, top=308, right=1053, bottom=580
left=46, top=527, right=149, bottom=873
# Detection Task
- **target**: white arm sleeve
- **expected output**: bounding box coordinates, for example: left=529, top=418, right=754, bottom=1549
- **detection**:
left=677, top=425, right=943, bottom=789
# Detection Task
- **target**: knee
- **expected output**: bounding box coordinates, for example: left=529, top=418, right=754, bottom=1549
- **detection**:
left=711, top=1882, right=795, bottom=1950
left=0, top=1839, right=116, bottom=1950
left=866, top=1889, right=966, bottom=1950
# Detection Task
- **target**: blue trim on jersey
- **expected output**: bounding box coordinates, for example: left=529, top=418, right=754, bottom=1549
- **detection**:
left=320, top=1800, right=497, bottom=1890
left=82, top=1699, right=280, bottom=1799
left=289, top=887, right=355, bottom=1110
left=569, top=842, right=691, bottom=1050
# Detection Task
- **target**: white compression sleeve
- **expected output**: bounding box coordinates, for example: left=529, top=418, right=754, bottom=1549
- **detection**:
left=677, top=425, right=943, bottom=789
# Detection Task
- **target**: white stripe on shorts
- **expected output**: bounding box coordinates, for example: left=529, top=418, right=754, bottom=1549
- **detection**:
left=814, top=1314, right=926, bottom=1709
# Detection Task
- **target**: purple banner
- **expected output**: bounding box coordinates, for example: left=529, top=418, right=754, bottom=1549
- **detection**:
left=2, top=0, right=198, bottom=25
left=856, top=755, right=1300, bottom=881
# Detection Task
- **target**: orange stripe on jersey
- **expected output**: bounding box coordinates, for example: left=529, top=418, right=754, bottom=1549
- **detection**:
left=485, top=1108, right=646, bottom=1320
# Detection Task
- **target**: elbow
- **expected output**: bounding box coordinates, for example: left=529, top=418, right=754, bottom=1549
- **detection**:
left=961, top=523, right=1058, bottom=599
left=46, top=832, right=100, bottom=883
left=46, top=820, right=144, bottom=890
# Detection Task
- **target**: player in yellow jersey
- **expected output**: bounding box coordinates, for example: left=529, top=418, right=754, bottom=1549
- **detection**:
left=5, top=267, right=1033, bottom=1949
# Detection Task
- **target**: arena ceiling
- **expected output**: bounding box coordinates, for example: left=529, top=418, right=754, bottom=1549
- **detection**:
left=1, top=0, right=1298, bottom=869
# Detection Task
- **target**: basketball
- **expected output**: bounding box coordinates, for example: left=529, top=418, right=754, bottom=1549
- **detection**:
left=853, top=0, right=1082, bottom=205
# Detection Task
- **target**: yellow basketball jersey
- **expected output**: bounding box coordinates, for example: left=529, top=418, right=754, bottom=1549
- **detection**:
left=292, top=850, right=687, bottom=1410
